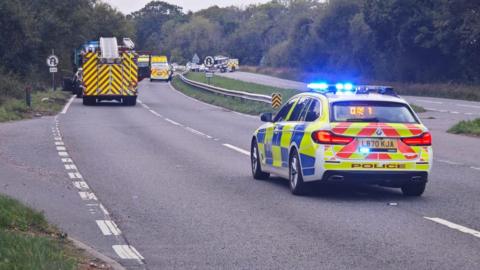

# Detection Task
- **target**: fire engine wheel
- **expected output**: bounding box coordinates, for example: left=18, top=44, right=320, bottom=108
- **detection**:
left=82, top=97, right=96, bottom=106
left=123, top=97, right=137, bottom=106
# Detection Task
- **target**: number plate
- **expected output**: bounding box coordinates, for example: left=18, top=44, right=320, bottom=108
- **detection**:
left=358, top=138, right=397, bottom=150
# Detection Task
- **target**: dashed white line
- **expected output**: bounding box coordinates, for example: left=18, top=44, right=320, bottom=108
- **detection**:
left=223, top=144, right=250, bottom=156
left=451, top=111, right=460, bottom=114
left=64, top=164, right=78, bottom=170
left=436, top=159, right=461, bottom=165
left=54, top=136, right=62, bottom=141
left=73, top=181, right=90, bottom=190
left=425, top=217, right=480, bottom=239
left=61, top=95, right=76, bottom=114
left=165, top=118, right=182, bottom=126
left=113, top=245, right=144, bottom=260
left=457, top=104, right=480, bottom=109
left=55, top=141, right=65, bottom=146
left=68, top=172, right=83, bottom=179
left=96, top=220, right=122, bottom=236
left=470, top=167, right=480, bottom=171
left=56, top=146, right=67, bottom=151
left=58, top=151, right=69, bottom=157
left=79, top=191, right=98, bottom=201
left=62, top=158, right=73, bottom=163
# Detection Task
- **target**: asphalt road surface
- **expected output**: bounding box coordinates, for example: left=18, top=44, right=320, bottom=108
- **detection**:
left=1, top=78, right=480, bottom=269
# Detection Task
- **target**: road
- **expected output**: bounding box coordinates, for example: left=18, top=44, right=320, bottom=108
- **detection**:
left=1, top=78, right=480, bottom=269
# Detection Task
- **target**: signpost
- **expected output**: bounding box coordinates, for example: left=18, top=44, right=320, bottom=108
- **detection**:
left=205, top=71, right=214, bottom=85
left=47, top=50, right=59, bottom=91
left=271, top=93, right=282, bottom=109
left=204, top=56, right=214, bottom=68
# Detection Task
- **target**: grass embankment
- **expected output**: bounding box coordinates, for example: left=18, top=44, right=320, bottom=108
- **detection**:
left=0, top=195, right=79, bottom=269
left=241, top=66, right=480, bottom=102
left=448, top=118, right=480, bottom=137
left=172, top=73, right=297, bottom=115
left=0, top=91, right=70, bottom=122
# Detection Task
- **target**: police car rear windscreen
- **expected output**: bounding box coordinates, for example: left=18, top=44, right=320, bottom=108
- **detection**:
left=331, top=101, right=418, bottom=123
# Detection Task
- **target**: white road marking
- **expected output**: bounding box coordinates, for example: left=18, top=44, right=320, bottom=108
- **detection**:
left=56, top=146, right=66, bottom=151
left=64, top=164, right=77, bottom=170
left=73, top=181, right=90, bottom=190
left=99, top=204, right=110, bottom=215
left=457, top=104, right=480, bottom=109
left=417, top=99, right=443, bottom=104
left=113, top=245, right=144, bottom=260
left=79, top=191, right=98, bottom=201
left=61, top=95, right=76, bottom=114
left=54, top=137, right=62, bottom=141
left=465, top=112, right=473, bottom=115
left=185, top=127, right=210, bottom=138
left=425, top=217, right=480, bottom=238
left=150, top=111, right=162, bottom=117
left=58, top=151, right=69, bottom=157
left=470, top=167, right=480, bottom=171
left=165, top=118, right=182, bottom=126
left=68, top=172, right=83, bottom=179
left=451, top=111, right=460, bottom=114
left=436, top=159, right=461, bottom=165
left=62, top=158, right=73, bottom=163
left=223, top=144, right=250, bottom=156
left=55, top=141, right=64, bottom=146
left=96, top=220, right=121, bottom=236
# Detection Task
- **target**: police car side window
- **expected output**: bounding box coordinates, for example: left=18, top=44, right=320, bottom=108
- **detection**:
left=305, top=99, right=321, bottom=122
left=274, top=98, right=296, bottom=122
left=288, top=97, right=310, bottom=121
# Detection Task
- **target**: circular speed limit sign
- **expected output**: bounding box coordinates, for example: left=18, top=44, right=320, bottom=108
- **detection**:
left=47, top=55, right=59, bottom=67
left=204, top=56, right=214, bottom=68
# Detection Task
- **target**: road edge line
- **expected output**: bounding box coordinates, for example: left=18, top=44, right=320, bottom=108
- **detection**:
left=61, top=95, right=76, bottom=114
left=68, top=236, right=127, bottom=270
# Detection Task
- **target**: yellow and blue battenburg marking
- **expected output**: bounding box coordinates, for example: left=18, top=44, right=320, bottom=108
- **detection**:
left=257, top=124, right=317, bottom=176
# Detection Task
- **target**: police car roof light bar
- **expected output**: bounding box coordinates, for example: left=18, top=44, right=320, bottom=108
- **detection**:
left=308, top=83, right=397, bottom=96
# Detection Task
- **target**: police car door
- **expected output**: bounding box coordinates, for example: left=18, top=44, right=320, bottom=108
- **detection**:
left=264, top=98, right=297, bottom=174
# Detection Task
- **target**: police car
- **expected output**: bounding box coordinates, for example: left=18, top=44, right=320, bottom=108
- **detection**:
left=250, top=83, right=432, bottom=196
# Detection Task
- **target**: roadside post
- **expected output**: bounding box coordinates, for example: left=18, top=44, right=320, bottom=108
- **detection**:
left=205, top=71, right=214, bottom=85
left=25, top=85, right=32, bottom=108
left=47, top=51, right=59, bottom=91
left=271, top=93, right=282, bottom=109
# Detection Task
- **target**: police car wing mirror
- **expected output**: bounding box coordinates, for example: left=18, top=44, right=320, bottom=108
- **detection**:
left=260, top=112, right=273, bottom=122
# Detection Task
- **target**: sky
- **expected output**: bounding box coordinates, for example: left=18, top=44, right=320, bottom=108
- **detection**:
left=104, top=0, right=270, bottom=14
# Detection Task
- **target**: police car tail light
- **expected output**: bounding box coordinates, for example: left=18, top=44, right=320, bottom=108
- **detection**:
left=401, top=132, right=432, bottom=146
left=312, top=131, right=354, bottom=145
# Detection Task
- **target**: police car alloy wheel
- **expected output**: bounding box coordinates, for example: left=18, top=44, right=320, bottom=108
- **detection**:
left=251, top=140, right=269, bottom=180
left=289, top=150, right=306, bottom=195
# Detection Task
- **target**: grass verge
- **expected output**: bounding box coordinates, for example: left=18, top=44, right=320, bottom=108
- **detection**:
left=0, top=194, right=78, bottom=269
left=410, top=104, right=427, bottom=113
left=448, top=118, right=480, bottom=137
left=172, top=76, right=273, bottom=115
left=241, top=66, right=480, bottom=102
left=0, top=91, right=70, bottom=122
left=185, top=72, right=297, bottom=100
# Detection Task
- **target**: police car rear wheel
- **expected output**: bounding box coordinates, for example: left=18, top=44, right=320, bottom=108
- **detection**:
left=289, top=150, right=306, bottom=195
left=251, top=140, right=269, bottom=180
left=401, top=182, right=426, bottom=196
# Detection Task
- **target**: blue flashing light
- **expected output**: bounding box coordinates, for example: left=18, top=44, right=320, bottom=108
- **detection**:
left=344, top=83, right=354, bottom=91
left=308, top=82, right=328, bottom=91
left=359, top=147, right=370, bottom=154
left=336, top=83, right=344, bottom=91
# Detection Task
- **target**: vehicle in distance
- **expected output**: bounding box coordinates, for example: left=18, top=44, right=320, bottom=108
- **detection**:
left=251, top=83, right=432, bottom=196
left=150, top=55, right=173, bottom=81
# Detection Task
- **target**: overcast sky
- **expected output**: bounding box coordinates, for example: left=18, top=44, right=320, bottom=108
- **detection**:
left=104, top=0, right=270, bottom=14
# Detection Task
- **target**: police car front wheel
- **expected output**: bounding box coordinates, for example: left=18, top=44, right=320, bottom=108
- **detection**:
left=251, top=140, right=269, bottom=180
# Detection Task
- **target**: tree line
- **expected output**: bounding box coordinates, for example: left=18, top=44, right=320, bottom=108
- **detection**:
left=1, top=0, right=479, bottom=103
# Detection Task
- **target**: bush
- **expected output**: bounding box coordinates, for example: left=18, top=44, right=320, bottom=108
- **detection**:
left=0, top=71, right=24, bottom=105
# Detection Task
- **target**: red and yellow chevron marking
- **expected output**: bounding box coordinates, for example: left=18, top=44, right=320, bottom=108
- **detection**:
left=331, top=123, right=424, bottom=137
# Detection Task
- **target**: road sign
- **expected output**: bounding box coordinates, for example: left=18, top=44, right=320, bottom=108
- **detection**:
left=205, top=72, right=214, bottom=78
left=47, top=55, right=59, bottom=67
left=271, top=93, right=282, bottom=109
left=204, top=56, right=214, bottom=68
left=192, top=54, right=200, bottom=64
left=49, top=67, right=58, bottom=73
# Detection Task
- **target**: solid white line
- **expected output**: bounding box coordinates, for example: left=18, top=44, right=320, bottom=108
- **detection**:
left=73, top=181, right=90, bottom=190
left=61, top=95, right=75, bottom=114
left=64, top=164, right=77, bottom=170
left=150, top=110, right=162, bottom=117
left=112, top=245, right=144, bottom=260
left=96, top=220, right=121, bottom=236
left=457, top=104, right=480, bottom=109
left=436, top=159, right=461, bottom=165
left=417, top=99, right=443, bottom=104
left=165, top=118, right=182, bottom=126
left=99, top=204, right=110, bottom=215
left=424, top=217, right=480, bottom=238
left=223, top=144, right=250, bottom=156
left=79, top=191, right=98, bottom=201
